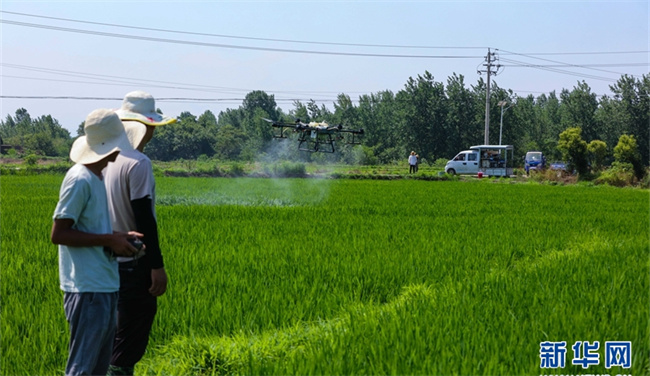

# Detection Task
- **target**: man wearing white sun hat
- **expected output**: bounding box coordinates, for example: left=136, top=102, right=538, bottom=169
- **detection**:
left=51, top=109, right=144, bottom=376
left=104, top=91, right=176, bottom=376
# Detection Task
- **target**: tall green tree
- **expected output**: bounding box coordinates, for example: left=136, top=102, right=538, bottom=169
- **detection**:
left=289, top=101, right=309, bottom=122
left=239, top=91, right=282, bottom=160
left=1, top=114, right=17, bottom=140
left=508, top=93, right=536, bottom=160
left=613, top=134, right=645, bottom=180
left=607, top=74, right=649, bottom=167
left=329, top=94, right=360, bottom=163
left=587, top=140, right=607, bottom=171
left=535, top=91, right=563, bottom=159
left=217, top=108, right=244, bottom=130
left=471, top=78, right=489, bottom=146
left=356, top=90, right=403, bottom=163
left=214, top=124, right=246, bottom=160
left=306, top=99, right=332, bottom=120
left=400, top=71, right=447, bottom=162
left=198, top=110, right=218, bottom=129
left=445, top=73, right=479, bottom=158
left=332, top=94, right=358, bottom=128
left=559, top=81, right=599, bottom=142
left=593, top=95, right=620, bottom=160
left=242, top=90, right=279, bottom=121
left=557, top=127, right=589, bottom=175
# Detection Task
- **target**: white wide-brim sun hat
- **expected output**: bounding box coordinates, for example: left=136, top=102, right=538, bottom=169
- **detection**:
left=70, top=109, right=134, bottom=164
left=115, top=90, right=176, bottom=126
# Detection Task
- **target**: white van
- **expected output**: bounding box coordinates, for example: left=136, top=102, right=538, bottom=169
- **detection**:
left=444, top=150, right=480, bottom=175
left=445, top=145, right=514, bottom=176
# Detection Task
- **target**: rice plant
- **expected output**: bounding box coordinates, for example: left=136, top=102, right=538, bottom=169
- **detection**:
left=1, top=176, right=647, bottom=375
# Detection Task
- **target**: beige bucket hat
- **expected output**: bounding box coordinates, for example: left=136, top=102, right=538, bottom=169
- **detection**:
left=69, top=109, right=133, bottom=164
left=115, top=91, right=176, bottom=148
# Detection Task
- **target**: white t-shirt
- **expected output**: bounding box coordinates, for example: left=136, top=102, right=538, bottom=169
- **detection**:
left=103, top=149, right=156, bottom=234
left=408, top=155, right=418, bottom=165
left=53, top=164, right=119, bottom=293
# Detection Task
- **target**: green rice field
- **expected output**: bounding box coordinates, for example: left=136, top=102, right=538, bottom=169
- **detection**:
left=1, top=175, right=648, bottom=375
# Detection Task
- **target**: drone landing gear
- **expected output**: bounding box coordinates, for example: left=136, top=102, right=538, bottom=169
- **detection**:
left=298, top=132, right=336, bottom=153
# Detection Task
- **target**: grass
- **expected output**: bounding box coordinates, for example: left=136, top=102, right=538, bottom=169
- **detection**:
left=1, top=175, right=648, bottom=375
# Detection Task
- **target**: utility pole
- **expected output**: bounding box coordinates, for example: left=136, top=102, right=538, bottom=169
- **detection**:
left=478, top=48, right=500, bottom=145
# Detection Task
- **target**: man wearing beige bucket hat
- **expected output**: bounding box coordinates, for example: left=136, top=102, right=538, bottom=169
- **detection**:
left=104, top=91, right=176, bottom=376
left=51, top=109, right=144, bottom=376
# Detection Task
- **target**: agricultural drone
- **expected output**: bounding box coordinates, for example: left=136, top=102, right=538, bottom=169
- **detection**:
left=262, top=118, right=364, bottom=153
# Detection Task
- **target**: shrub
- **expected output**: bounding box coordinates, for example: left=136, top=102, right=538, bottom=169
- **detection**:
left=23, top=154, right=38, bottom=167
left=595, top=162, right=636, bottom=187
left=613, top=134, right=645, bottom=181
left=528, top=168, right=577, bottom=185
left=359, top=146, right=379, bottom=166
left=194, top=163, right=222, bottom=177
left=152, top=164, right=164, bottom=178
left=587, top=140, right=607, bottom=171
left=513, top=168, right=526, bottom=178
left=557, top=127, right=589, bottom=175
left=432, top=158, right=448, bottom=169
left=180, top=159, right=196, bottom=171
left=640, top=170, right=650, bottom=189
left=229, top=163, right=246, bottom=177
left=265, top=162, right=306, bottom=177
left=41, top=161, right=72, bottom=174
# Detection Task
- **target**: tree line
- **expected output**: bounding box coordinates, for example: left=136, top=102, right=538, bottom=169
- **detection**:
left=2, top=71, right=648, bottom=169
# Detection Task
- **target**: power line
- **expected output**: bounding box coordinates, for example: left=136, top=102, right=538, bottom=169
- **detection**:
left=2, top=11, right=643, bottom=95
left=0, top=75, right=252, bottom=95
left=499, top=57, right=618, bottom=82
left=501, top=58, right=619, bottom=82
left=0, top=19, right=483, bottom=59
left=497, top=49, right=640, bottom=78
left=5, top=11, right=646, bottom=58
left=0, top=95, right=351, bottom=105
left=501, top=57, right=628, bottom=77
left=0, top=10, right=488, bottom=51
left=498, top=50, right=648, bottom=56
left=1, top=63, right=369, bottom=96
left=501, top=63, right=648, bottom=68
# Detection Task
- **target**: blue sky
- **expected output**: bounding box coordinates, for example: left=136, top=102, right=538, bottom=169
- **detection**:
left=1, top=1, right=648, bottom=133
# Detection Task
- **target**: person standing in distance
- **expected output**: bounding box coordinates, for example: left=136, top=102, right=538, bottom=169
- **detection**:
left=408, top=151, right=418, bottom=173
left=105, top=91, right=176, bottom=376
left=51, top=109, right=143, bottom=376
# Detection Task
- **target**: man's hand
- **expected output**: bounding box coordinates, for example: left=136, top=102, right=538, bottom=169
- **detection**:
left=110, top=231, right=145, bottom=256
left=149, top=267, right=168, bottom=297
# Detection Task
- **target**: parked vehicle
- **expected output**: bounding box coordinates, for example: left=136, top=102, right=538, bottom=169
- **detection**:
left=550, top=161, right=567, bottom=171
left=445, top=145, right=514, bottom=177
left=524, top=151, right=546, bottom=174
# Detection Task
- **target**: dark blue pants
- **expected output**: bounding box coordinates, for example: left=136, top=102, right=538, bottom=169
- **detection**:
left=64, top=292, right=118, bottom=376
left=110, top=260, right=157, bottom=368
